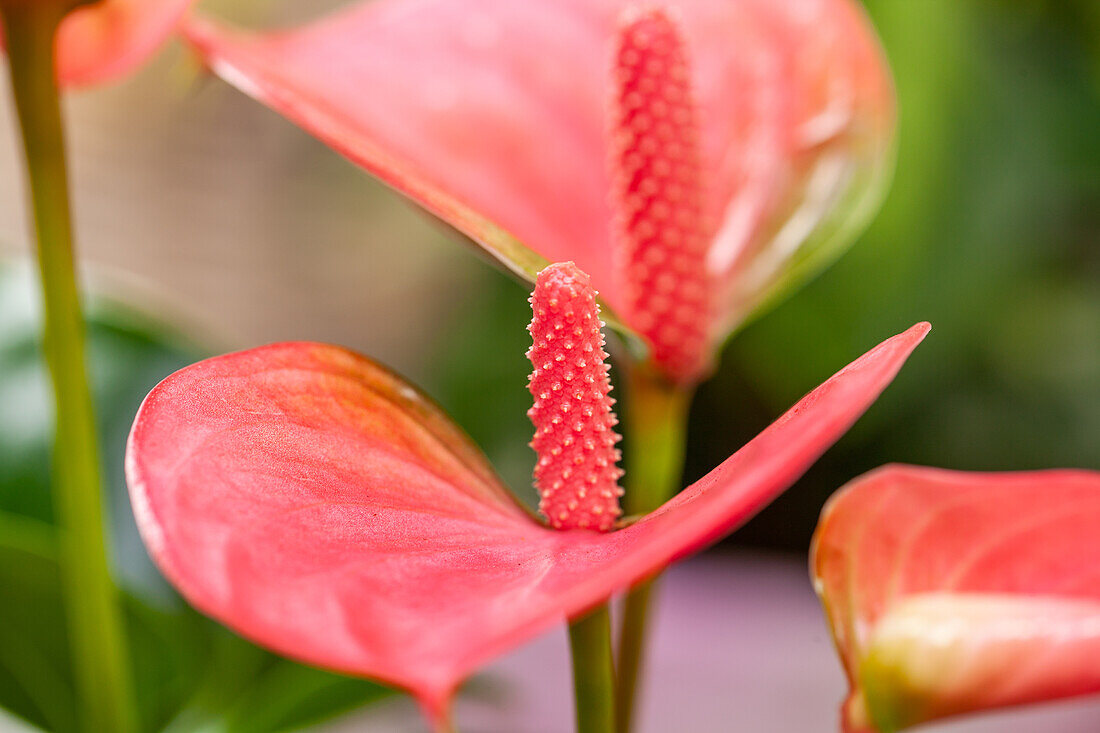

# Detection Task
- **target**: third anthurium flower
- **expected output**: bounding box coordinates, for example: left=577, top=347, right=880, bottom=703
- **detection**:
left=813, top=465, right=1100, bottom=733
left=182, top=0, right=894, bottom=385
left=126, top=260, right=927, bottom=729
left=1, top=0, right=195, bottom=87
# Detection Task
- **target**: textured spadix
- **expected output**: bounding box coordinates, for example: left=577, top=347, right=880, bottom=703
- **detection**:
left=611, top=7, right=711, bottom=382
left=812, top=465, right=1100, bottom=732
left=183, top=0, right=894, bottom=383
left=1, top=0, right=194, bottom=87
left=126, top=324, right=926, bottom=723
left=527, top=263, right=623, bottom=530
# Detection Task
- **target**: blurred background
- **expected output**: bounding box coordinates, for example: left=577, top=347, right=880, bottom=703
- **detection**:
left=0, top=0, right=1097, bottom=731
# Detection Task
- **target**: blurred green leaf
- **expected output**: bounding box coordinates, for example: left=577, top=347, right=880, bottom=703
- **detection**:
left=0, top=512, right=73, bottom=732
left=425, top=271, right=538, bottom=506
left=0, top=264, right=199, bottom=599
left=0, top=513, right=208, bottom=733
left=210, top=663, right=391, bottom=733
left=0, top=509, right=389, bottom=733
left=162, top=635, right=389, bottom=733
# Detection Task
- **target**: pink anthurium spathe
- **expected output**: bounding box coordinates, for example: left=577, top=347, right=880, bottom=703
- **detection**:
left=812, top=465, right=1100, bottom=733
left=126, top=287, right=927, bottom=729
left=1, top=0, right=195, bottom=86
left=182, top=0, right=894, bottom=384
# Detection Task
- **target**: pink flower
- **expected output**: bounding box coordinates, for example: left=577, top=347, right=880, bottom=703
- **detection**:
left=126, top=263, right=926, bottom=727
left=182, top=0, right=894, bottom=383
left=813, top=465, right=1100, bottom=732
left=3, top=0, right=195, bottom=86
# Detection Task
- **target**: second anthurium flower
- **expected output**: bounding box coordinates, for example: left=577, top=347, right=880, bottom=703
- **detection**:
left=126, top=259, right=927, bottom=729
left=183, top=0, right=894, bottom=385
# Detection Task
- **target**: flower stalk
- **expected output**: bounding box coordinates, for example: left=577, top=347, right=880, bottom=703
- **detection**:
left=526, top=262, right=624, bottom=728
left=1, top=3, right=135, bottom=731
left=616, top=366, right=692, bottom=733
left=569, top=605, right=617, bottom=733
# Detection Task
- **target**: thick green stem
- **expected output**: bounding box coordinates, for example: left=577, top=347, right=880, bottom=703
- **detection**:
left=615, top=367, right=692, bottom=733
left=1, top=5, right=135, bottom=732
left=620, top=369, right=692, bottom=517
left=569, top=605, right=616, bottom=733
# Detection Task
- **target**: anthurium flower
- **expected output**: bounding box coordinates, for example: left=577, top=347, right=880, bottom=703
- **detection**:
left=1, top=0, right=194, bottom=86
left=182, top=0, right=894, bottom=383
left=126, top=293, right=926, bottom=729
left=812, top=465, right=1100, bottom=733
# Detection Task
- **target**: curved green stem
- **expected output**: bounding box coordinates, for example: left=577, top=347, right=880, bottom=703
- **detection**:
left=1, top=5, right=135, bottom=732
left=615, top=367, right=692, bottom=733
left=569, top=604, right=616, bottom=733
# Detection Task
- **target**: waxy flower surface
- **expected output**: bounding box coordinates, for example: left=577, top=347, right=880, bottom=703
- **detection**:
left=813, top=465, right=1100, bottom=733
left=126, top=311, right=926, bottom=724
left=183, top=0, right=894, bottom=383
left=2, top=0, right=194, bottom=86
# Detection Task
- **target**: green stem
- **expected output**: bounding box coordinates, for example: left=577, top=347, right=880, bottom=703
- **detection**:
left=615, top=367, right=692, bottom=733
left=614, top=580, right=652, bottom=733
left=1, top=5, right=135, bottom=732
left=433, top=715, right=458, bottom=733
left=569, top=605, right=616, bottom=733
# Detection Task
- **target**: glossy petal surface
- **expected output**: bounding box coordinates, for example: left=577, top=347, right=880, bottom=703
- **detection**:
left=127, top=324, right=926, bottom=718
left=8, top=0, right=196, bottom=86
left=183, top=0, right=893, bottom=343
left=812, top=466, right=1100, bottom=732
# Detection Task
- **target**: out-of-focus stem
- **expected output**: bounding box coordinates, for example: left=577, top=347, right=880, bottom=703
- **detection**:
left=569, top=604, right=617, bottom=733
left=615, top=367, right=692, bottom=733
left=1, top=4, right=135, bottom=731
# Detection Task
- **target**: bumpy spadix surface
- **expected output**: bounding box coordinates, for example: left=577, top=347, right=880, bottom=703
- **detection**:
left=812, top=465, right=1100, bottom=732
left=1, top=0, right=194, bottom=86
left=527, top=263, right=623, bottom=530
left=611, top=8, right=711, bottom=383
left=127, top=324, right=926, bottom=720
left=183, top=0, right=894, bottom=382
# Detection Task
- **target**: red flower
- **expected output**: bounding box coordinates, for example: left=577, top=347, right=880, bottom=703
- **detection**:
left=182, top=0, right=894, bottom=383
left=126, top=306, right=925, bottom=726
left=812, top=465, right=1100, bottom=732
left=2, top=0, right=195, bottom=86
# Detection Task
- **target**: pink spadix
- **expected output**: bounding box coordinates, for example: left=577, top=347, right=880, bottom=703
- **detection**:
left=527, top=262, right=624, bottom=531
left=611, top=6, right=711, bottom=384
